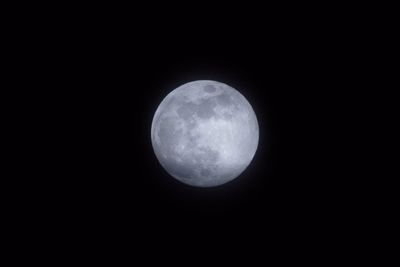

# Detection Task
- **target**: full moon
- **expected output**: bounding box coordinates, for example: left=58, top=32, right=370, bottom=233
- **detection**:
left=151, top=80, right=259, bottom=187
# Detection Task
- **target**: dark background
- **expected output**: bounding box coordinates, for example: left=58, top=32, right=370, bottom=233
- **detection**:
left=21, top=6, right=371, bottom=261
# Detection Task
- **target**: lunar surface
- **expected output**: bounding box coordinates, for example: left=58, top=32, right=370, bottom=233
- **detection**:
left=151, top=80, right=259, bottom=187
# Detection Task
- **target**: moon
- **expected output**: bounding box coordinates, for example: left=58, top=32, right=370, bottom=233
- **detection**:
left=151, top=80, right=259, bottom=187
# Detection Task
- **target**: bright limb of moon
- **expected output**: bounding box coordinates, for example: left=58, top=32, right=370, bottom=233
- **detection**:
left=151, top=80, right=259, bottom=187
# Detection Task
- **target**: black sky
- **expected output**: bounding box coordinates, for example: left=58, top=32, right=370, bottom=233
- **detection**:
left=29, top=6, right=369, bottom=260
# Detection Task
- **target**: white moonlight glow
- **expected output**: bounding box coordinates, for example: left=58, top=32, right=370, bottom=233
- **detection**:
left=151, top=80, right=259, bottom=187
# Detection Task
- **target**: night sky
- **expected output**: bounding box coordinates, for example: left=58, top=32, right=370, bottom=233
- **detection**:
left=35, top=7, right=366, bottom=260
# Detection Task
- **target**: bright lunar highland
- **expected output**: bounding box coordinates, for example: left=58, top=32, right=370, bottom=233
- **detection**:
left=151, top=80, right=259, bottom=187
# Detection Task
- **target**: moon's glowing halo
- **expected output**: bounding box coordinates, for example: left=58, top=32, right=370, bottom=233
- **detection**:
left=151, top=80, right=259, bottom=187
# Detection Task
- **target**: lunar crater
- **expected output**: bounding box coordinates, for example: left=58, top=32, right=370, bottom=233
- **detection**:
left=204, top=84, right=216, bottom=93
